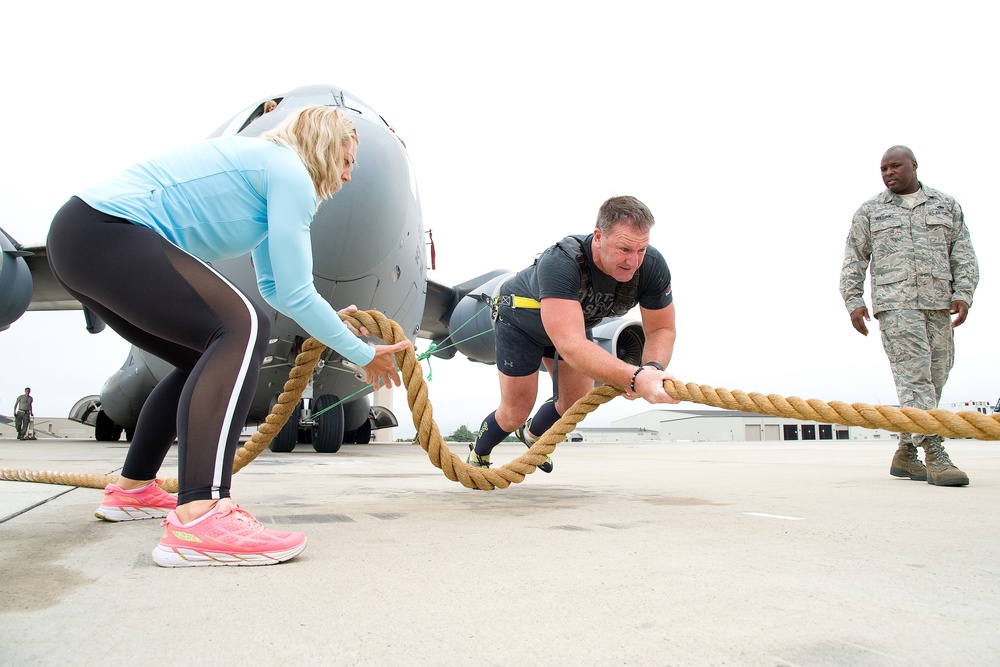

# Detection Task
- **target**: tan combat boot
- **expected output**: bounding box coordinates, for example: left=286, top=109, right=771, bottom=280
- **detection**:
left=923, top=441, right=969, bottom=487
left=889, top=443, right=927, bottom=481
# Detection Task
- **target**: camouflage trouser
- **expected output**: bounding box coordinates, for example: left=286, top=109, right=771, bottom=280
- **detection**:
left=876, top=309, right=954, bottom=448
left=14, top=411, right=30, bottom=438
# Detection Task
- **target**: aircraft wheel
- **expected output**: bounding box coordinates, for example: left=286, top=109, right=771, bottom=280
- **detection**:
left=313, top=394, right=345, bottom=453
left=95, top=410, right=123, bottom=442
left=268, top=397, right=300, bottom=453
left=347, top=419, right=373, bottom=445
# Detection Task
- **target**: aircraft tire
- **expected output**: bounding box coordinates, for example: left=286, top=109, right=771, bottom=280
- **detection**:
left=95, top=410, right=123, bottom=442
left=346, top=419, right=373, bottom=445
left=268, top=396, right=300, bottom=453
left=313, top=394, right=345, bottom=453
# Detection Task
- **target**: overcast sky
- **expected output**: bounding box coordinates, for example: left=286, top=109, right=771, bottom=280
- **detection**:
left=1, top=0, right=997, bottom=439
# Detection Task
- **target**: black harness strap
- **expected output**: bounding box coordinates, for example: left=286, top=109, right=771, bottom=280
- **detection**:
left=555, top=236, right=640, bottom=318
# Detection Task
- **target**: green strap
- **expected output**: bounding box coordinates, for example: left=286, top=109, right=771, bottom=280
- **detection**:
left=319, top=302, right=494, bottom=391
left=413, top=303, right=491, bottom=380
left=310, top=384, right=373, bottom=420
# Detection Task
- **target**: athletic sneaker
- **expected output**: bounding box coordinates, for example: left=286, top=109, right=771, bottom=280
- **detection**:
left=95, top=479, right=177, bottom=522
left=467, top=444, right=491, bottom=468
left=152, top=501, right=307, bottom=567
left=515, top=419, right=554, bottom=474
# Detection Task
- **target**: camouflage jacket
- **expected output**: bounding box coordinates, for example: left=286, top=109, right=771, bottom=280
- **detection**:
left=839, top=184, right=979, bottom=316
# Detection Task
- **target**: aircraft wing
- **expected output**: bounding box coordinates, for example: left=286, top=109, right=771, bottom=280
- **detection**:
left=418, top=270, right=510, bottom=341
left=2, top=229, right=76, bottom=330
left=418, top=278, right=459, bottom=341
left=22, top=245, right=81, bottom=311
left=0, top=233, right=103, bottom=333
left=10, top=234, right=509, bottom=342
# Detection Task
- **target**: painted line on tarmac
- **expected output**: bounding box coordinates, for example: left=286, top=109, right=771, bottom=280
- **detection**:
left=742, top=511, right=803, bottom=521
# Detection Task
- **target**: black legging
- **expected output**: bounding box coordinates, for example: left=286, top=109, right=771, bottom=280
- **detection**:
left=47, top=197, right=270, bottom=505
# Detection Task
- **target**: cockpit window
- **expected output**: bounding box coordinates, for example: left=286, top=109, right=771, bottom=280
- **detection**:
left=237, top=97, right=284, bottom=134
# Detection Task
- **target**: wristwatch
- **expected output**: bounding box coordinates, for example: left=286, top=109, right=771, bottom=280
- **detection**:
left=643, top=361, right=664, bottom=371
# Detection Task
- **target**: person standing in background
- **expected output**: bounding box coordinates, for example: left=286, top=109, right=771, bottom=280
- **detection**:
left=13, top=387, right=33, bottom=440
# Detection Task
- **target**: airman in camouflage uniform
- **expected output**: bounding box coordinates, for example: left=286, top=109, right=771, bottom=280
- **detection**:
left=840, top=146, right=979, bottom=486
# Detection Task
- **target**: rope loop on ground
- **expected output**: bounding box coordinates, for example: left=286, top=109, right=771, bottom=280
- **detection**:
left=2, top=310, right=998, bottom=492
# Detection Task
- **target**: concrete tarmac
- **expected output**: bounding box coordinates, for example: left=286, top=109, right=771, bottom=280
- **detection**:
left=1, top=437, right=998, bottom=666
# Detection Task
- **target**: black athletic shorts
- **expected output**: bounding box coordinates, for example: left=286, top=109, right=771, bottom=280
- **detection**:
left=493, top=318, right=592, bottom=377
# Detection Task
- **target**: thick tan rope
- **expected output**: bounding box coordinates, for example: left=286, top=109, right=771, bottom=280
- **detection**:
left=0, top=338, right=327, bottom=493
left=662, top=382, right=1000, bottom=441
left=2, top=310, right=998, bottom=492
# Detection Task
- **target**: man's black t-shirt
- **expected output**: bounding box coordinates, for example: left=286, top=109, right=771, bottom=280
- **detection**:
left=498, top=233, right=672, bottom=346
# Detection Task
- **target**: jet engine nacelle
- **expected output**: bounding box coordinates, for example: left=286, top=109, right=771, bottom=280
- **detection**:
left=99, top=348, right=174, bottom=429
left=444, top=273, right=646, bottom=366
left=590, top=317, right=646, bottom=367
left=0, top=231, right=33, bottom=331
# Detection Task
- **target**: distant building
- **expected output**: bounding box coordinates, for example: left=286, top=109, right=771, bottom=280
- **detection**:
left=564, top=426, right=660, bottom=443
left=576, top=409, right=896, bottom=443
left=940, top=400, right=996, bottom=415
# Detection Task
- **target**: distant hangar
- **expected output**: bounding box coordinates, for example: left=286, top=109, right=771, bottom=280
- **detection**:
left=576, top=408, right=897, bottom=443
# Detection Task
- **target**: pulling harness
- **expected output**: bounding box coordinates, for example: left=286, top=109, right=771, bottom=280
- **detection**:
left=486, top=235, right=641, bottom=321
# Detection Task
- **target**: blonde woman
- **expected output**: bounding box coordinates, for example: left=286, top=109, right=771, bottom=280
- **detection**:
left=46, top=106, right=409, bottom=567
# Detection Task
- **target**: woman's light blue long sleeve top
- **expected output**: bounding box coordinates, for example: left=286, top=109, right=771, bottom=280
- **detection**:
left=77, top=136, right=374, bottom=366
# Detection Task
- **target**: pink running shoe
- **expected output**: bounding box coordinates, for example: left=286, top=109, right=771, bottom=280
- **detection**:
left=152, top=501, right=307, bottom=567
left=95, top=479, right=177, bottom=522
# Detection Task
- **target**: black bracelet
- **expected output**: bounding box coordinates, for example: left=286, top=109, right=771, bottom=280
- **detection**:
left=643, top=361, right=664, bottom=371
left=630, top=366, right=645, bottom=392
